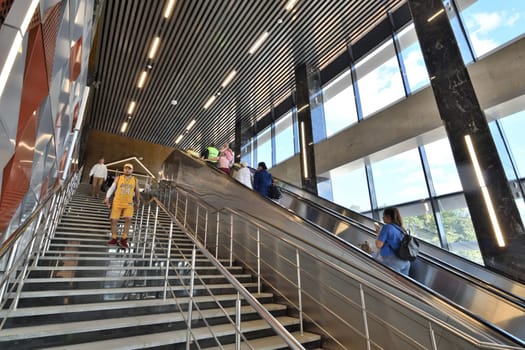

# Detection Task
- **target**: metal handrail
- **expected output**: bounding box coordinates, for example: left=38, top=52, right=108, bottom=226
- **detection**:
left=167, top=183, right=523, bottom=349
left=146, top=196, right=306, bottom=349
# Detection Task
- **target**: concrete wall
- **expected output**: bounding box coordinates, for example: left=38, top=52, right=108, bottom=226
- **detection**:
left=270, top=36, right=525, bottom=183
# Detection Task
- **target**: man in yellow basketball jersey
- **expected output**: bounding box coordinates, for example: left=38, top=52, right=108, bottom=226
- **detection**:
left=104, top=163, right=140, bottom=248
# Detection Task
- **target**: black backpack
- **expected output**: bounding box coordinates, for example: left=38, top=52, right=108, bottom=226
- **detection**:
left=391, top=225, right=419, bottom=261
left=268, top=183, right=282, bottom=199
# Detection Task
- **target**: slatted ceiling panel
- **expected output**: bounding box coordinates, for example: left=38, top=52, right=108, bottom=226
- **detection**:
left=89, top=0, right=406, bottom=151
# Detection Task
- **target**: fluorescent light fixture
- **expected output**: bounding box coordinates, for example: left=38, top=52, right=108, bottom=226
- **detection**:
left=137, top=71, right=147, bottom=88
left=221, top=70, right=237, bottom=88
left=120, top=121, right=129, bottom=133
left=186, top=119, right=196, bottom=131
left=284, top=0, right=299, bottom=11
left=464, top=135, right=505, bottom=247
left=427, top=8, right=444, bottom=22
left=300, top=122, right=308, bottom=179
left=127, top=101, right=136, bottom=114
left=175, top=134, right=183, bottom=144
left=248, top=31, right=269, bottom=55
left=204, top=95, right=216, bottom=109
left=163, top=0, right=177, bottom=19
left=148, top=37, right=161, bottom=59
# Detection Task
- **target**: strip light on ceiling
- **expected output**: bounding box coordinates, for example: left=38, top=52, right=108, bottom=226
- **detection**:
left=148, top=37, right=161, bottom=59
left=186, top=119, right=196, bottom=131
left=221, top=70, right=237, bottom=88
left=284, top=0, right=299, bottom=11
left=120, top=121, right=129, bottom=133
left=175, top=134, right=183, bottom=144
left=204, top=95, right=216, bottom=109
left=427, top=8, right=444, bottom=22
left=464, top=135, right=505, bottom=247
left=163, top=0, right=177, bottom=19
left=127, top=101, right=136, bottom=114
left=248, top=31, right=270, bottom=55
left=137, top=71, right=147, bottom=88
left=300, top=122, right=308, bottom=179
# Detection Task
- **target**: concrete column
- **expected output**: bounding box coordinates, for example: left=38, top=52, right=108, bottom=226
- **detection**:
left=408, top=0, right=525, bottom=281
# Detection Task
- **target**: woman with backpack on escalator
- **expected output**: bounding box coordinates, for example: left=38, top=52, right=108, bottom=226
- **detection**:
left=374, top=207, right=411, bottom=275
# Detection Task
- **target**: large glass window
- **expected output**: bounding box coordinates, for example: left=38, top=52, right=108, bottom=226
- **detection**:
left=371, top=148, right=429, bottom=207
left=355, top=39, right=405, bottom=118
left=322, top=70, right=358, bottom=137
left=424, top=138, right=463, bottom=195
left=256, top=126, right=272, bottom=168
left=240, top=138, right=255, bottom=168
left=274, top=111, right=295, bottom=165
left=455, top=0, right=525, bottom=58
left=328, top=161, right=371, bottom=213
left=397, top=23, right=430, bottom=93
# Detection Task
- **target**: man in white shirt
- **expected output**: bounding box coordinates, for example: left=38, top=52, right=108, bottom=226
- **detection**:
left=89, top=158, right=108, bottom=198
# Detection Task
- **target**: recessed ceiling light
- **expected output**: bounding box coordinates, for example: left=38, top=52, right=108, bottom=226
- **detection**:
left=186, top=119, right=196, bottom=131
left=148, top=37, right=161, bottom=60
left=147, top=64, right=153, bottom=69
left=120, top=121, right=128, bottom=133
left=277, top=19, right=283, bottom=24
left=204, top=95, right=216, bottom=109
left=137, top=71, right=147, bottom=88
left=171, top=99, right=178, bottom=105
left=248, top=32, right=269, bottom=55
left=175, top=134, right=183, bottom=144
left=163, top=0, right=177, bottom=19
left=221, top=70, right=237, bottom=88
left=127, top=101, right=136, bottom=114
left=284, top=0, right=299, bottom=11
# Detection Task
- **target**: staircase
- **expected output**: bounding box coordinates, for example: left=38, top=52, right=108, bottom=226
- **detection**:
left=0, top=185, right=322, bottom=349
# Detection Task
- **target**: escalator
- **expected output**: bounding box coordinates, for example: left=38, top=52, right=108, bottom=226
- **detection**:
left=273, top=178, right=525, bottom=343
left=161, top=149, right=525, bottom=347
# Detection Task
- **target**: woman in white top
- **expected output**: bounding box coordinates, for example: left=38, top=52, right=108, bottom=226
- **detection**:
left=234, top=162, right=252, bottom=189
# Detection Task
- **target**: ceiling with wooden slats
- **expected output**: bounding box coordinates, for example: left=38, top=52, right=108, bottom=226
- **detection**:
left=88, top=0, right=406, bottom=151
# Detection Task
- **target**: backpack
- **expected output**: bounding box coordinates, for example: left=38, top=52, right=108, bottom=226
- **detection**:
left=268, top=183, right=282, bottom=199
left=392, top=226, right=419, bottom=261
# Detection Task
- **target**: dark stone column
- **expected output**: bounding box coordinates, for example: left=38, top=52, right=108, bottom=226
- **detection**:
left=294, top=63, right=318, bottom=195
left=234, top=118, right=241, bottom=163
left=408, top=0, right=525, bottom=281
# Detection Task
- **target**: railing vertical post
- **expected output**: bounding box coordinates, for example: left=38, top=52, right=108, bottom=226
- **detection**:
left=360, top=284, right=371, bottom=350
left=183, top=197, right=188, bottom=228
left=195, top=205, right=199, bottom=238
left=163, top=220, right=174, bottom=300
left=186, top=246, right=197, bottom=350
left=296, top=249, right=303, bottom=335
left=429, top=322, right=438, bottom=350
left=215, top=211, right=220, bottom=259
left=0, top=240, right=20, bottom=304
left=149, top=205, right=159, bottom=266
left=142, top=204, right=151, bottom=258
left=229, top=214, right=234, bottom=267
left=235, top=292, right=241, bottom=350
left=204, top=209, right=208, bottom=248
left=257, top=228, right=261, bottom=294
left=167, top=186, right=172, bottom=211
left=175, top=191, right=179, bottom=219
left=137, top=203, right=145, bottom=248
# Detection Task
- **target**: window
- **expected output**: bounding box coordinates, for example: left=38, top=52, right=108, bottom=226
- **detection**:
left=274, top=111, right=295, bottom=164
left=424, top=138, right=463, bottom=195
left=328, top=161, right=371, bottom=213
left=322, top=70, right=358, bottom=137
left=240, top=138, right=255, bottom=168
left=256, top=126, right=272, bottom=168
left=397, top=23, right=430, bottom=93
left=454, top=0, right=525, bottom=58
left=371, top=148, right=429, bottom=207
left=355, top=39, right=405, bottom=118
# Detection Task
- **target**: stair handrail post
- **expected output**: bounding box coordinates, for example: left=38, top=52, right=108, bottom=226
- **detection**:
left=36, top=195, right=57, bottom=263
left=0, top=240, right=20, bottom=305
left=360, top=284, right=371, bottom=350
left=183, top=196, right=188, bottom=228
left=195, top=205, right=199, bottom=238
left=296, top=249, right=303, bottom=335
left=186, top=245, right=197, bottom=350
left=429, top=322, right=438, bottom=350
left=257, top=228, right=261, bottom=294
left=167, top=186, right=172, bottom=211
left=215, top=211, right=220, bottom=259
left=204, top=209, right=208, bottom=248
left=149, top=204, right=159, bottom=267
left=174, top=190, right=179, bottom=218
left=163, top=220, right=174, bottom=300
left=229, top=213, right=234, bottom=267
left=235, top=292, right=241, bottom=350
left=137, top=202, right=145, bottom=247
left=142, top=203, right=151, bottom=258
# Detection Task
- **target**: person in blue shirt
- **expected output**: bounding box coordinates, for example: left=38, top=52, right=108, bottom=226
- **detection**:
left=375, top=207, right=411, bottom=275
left=253, top=162, right=272, bottom=198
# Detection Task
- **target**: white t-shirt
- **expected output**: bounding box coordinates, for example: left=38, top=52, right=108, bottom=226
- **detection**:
left=89, top=163, right=107, bottom=179
left=234, top=167, right=252, bottom=189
